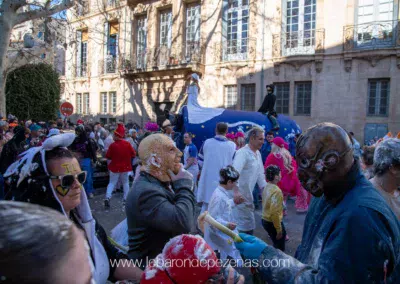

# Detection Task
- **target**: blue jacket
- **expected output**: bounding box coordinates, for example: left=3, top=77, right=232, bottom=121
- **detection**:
left=257, top=164, right=400, bottom=283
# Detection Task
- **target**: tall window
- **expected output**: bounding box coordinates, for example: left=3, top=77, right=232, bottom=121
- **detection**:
left=76, top=30, right=88, bottom=77
left=136, top=16, right=147, bottom=68
left=186, top=4, right=201, bottom=59
left=83, top=93, right=90, bottom=114
left=109, top=92, right=117, bottom=114
left=104, top=22, right=119, bottom=73
left=356, top=0, right=396, bottom=47
left=241, top=84, right=255, bottom=111
left=159, top=10, right=172, bottom=47
left=223, top=0, right=249, bottom=61
left=284, top=0, right=316, bottom=55
left=101, top=92, right=108, bottom=114
left=368, top=79, right=390, bottom=116
left=224, top=85, right=238, bottom=109
left=295, top=82, right=312, bottom=115
left=76, top=93, right=82, bottom=114
left=275, top=83, right=290, bottom=114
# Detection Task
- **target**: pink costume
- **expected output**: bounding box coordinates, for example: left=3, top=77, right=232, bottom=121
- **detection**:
left=264, top=152, right=301, bottom=197
left=264, top=137, right=301, bottom=198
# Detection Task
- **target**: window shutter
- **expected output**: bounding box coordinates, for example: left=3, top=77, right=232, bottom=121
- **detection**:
left=195, top=5, right=201, bottom=42
left=76, top=31, right=82, bottom=77
left=167, top=12, right=172, bottom=48
left=222, top=0, right=228, bottom=41
left=104, top=22, right=109, bottom=72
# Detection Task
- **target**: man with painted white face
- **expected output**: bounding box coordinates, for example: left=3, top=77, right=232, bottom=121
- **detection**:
left=232, top=127, right=267, bottom=235
left=125, top=133, right=196, bottom=266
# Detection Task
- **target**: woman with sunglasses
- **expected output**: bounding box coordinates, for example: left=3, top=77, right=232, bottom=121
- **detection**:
left=4, top=133, right=142, bottom=284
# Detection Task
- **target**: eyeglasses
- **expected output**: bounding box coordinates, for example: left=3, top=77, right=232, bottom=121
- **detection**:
left=49, top=171, right=87, bottom=188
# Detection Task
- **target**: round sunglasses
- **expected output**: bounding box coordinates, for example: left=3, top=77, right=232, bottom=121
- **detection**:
left=49, top=171, right=87, bottom=188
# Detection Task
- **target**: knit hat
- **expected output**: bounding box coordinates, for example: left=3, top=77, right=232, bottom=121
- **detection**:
left=272, top=137, right=289, bottom=150
left=114, top=123, right=125, bottom=138
left=141, top=234, right=221, bottom=284
left=29, top=124, right=42, bottom=132
left=77, top=119, right=84, bottom=125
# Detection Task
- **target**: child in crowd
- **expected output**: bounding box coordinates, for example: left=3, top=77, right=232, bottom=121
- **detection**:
left=262, top=165, right=286, bottom=251
left=205, top=165, right=243, bottom=263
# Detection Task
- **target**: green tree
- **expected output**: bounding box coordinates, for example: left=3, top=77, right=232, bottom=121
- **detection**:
left=6, top=63, right=61, bottom=121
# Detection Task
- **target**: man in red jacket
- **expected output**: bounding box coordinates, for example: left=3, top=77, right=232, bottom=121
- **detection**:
left=104, top=123, right=136, bottom=208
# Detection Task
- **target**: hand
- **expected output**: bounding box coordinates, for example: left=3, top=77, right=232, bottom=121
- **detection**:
left=225, top=266, right=245, bottom=284
left=234, top=233, right=267, bottom=260
left=234, top=191, right=245, bottom=205
left=276, top=231, right=283, bottom=240
left=227, top=223, right=237, bottom=230
left=168, top=164, right=193, bottom=182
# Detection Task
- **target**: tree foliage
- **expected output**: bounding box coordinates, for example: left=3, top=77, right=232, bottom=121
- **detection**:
left=5, top=63, right=60, bottom=121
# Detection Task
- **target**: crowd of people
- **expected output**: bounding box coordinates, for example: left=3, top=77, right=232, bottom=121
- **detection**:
left=1, top=86, right=400, bottom=283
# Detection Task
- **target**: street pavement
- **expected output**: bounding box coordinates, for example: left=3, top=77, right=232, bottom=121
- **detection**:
left=89, top=188, right=307, bottom=283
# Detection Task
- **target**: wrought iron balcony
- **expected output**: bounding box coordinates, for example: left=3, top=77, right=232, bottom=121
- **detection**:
left=73, top=62, right=91, bottom=78
left=99, top=56, right=119, bottom=75
left=121, top=42, right=205, bottom=75
left=344, top=21, right=398, bottom=51
left=272, top=29, right=325, bottom=58
left=213, top=38, right=257, bottom=62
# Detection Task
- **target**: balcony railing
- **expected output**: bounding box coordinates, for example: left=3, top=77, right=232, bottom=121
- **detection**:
left=124, top=42, right=205, bottom=72
left=344, top=20, right=398, bottom=51
left=73, top=62, right=91, bottom=78
left=272, top=29, right=325, bottom=58
left=214, top=38, right=257, bottom=62
left=99, top=56, right=119, bottom=75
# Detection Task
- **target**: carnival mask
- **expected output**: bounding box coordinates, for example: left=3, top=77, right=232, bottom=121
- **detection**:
left=139, top=134, right=183, bottom=180
left=296, top=123, right=354, bottom=197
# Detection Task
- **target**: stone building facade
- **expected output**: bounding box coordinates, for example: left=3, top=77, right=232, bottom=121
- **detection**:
left=62, top=0, right=400, bottom=143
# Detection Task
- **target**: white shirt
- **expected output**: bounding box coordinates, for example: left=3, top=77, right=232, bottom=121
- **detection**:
left=205, top=186, right=243, bottom=262
left=197, top=136, right=236, bottom=203
left=232, top=144, right=267, bottom=231
left=104, top=135, right=114, bottom=153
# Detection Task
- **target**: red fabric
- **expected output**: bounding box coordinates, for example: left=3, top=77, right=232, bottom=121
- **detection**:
left=272, top=137, right=289, bottom=150
left=77, top=119, right=84, bottom=125
left=264, top=153, right=301, bottom=197
left=106, top=139, right=136, bottom=173
left=114, top=123, right=125, bottom=138
left=141, top=234, right=221, bottom=284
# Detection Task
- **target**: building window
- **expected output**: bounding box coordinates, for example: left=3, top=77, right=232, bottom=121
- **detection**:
left=104, top=22, right=119, bottom=74
left=76, top=93, right=82, bottom=114
left=100, top=92, right=108, bottom=114
left=109, top=92, right=117, bottom=114
left=185, top=4, right=201, bottom=60
left=295, top=82, right=312, bottom=115
left=223, top=0, right=249, bottom=61
left=136, top=16, right=147, bottom=69
left=159, top=10, right=172, bottom=47
left=284, top=0, right=316, bottom=55
left=356, top=0, right=396, bottom=48
left=83, top=93, right=90, bottom=114
left=368, top=79, right=390, bottom=116
left=241, top=84, right=255, bottom=111
left=224, top=85, right=238, bottom=109
left=275, top=82, right=290, bottom=114
left=76, top=30, right=88, bottom=77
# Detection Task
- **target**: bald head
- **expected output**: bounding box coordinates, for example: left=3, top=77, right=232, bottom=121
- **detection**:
left=138, top=134, right=183, bottom=181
